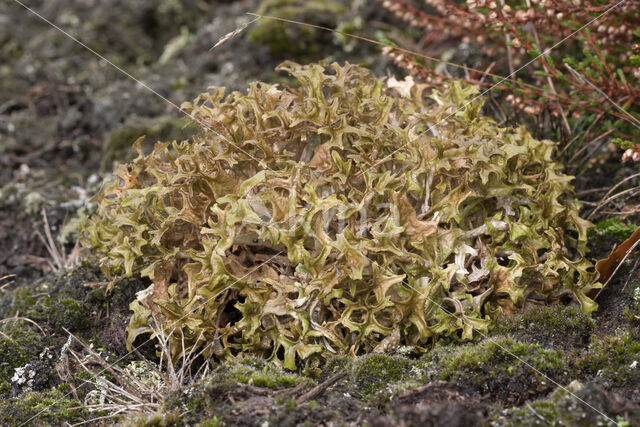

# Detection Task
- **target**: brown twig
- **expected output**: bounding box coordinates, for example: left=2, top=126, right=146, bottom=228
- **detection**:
left=564, top=63, right=640, bottom=131
left=0, top=274, right=16, bottom=291
left=622, top=257, right=640, bottom=293
left=296, top=371, right=348, bottom=404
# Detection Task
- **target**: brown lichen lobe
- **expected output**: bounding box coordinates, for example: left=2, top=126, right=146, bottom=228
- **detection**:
left=81, top=61, right=599, bottom=369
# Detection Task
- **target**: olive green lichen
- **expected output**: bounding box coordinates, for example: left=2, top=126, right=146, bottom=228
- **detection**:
left=82, top=61, right=599, bottom=369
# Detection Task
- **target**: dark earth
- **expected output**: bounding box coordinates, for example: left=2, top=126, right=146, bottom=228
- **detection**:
left=1, top=0, right=640, bottom=425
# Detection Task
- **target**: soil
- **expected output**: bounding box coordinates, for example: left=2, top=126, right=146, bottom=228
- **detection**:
left=1, top=1, right=640, bottom=426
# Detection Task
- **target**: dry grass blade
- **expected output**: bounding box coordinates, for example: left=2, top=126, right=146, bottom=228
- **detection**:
left=52, top=319, right=214, bottom=425
left=210, top=16, right=260, bottom=50
left=560, top=112, right=605, bottom=156
left=150, top=312, right=211, bottom=390
left=0, top=316, right=45, bottom=334
left=622, top=257, right=640, bottom=292
left=586, top=171, right=640, bottom=220
left=60, top=328, right=165, bottom=422
left=0, top=330, right=16, bottom=342
left=66, top=328, right=163, bottom=401
left=35, top=207, right=66, bottom=272
left=0, top=274, right=16, bottom=291
left=569, top=128, right=615, bottom=166
left=530, top=23, right=571, bottom=135
left=588, top=186, right=640, bottom=221
left=527, top=402, right=551, bottom=424
left=69, top=404, right=158, bottom=426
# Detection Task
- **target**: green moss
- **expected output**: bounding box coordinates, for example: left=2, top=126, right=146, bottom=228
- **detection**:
left=437, top=339, right=565, bottom=380
left=624, top=283, right=640, bottom=321
left=420, top=337, right=568, bottom=403
left=123, top=412, right=180, bottom=427
left=219, top=357, right=305, bottom=389
left=577, top=331, right=640, bottom=388
left=493, top=305, right=594, bottom=350
left=589, top=217, right=637, bottom=244
left=493, top=381, right=640, bottom=426
left=494, top=399, right=560, bottom=426
left=247, top=0, right=346, bottom=58
left=0, top=387, right=90, bottom=425
left=0, top=285, right=36, bottom=318
left=322, top=355, right=352, bottom=377
left=0, top=265, right=142, bottom=341
left=195, top=416, right=223, bottom=427
left=33, top=297, right=90, bottom=331
left=0, top=326, right=45, bottom=395
left=351, top=354, right=412, bottom=401
left=164, top=356, right=308, bottom=423
left=524, top=400, right=560, bottom=422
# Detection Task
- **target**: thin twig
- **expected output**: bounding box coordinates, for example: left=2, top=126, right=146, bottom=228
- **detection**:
left=561, top=113, right=605, bottom=156
left=530, top=23, right=571, bottom=135
left=296, top=371, right=348, bottom=404
left=576, top=187, right=610, bottom=197
left=622, top=257, right=640, bottom=293
left=527, top=402, right=552, bottom=425
left=569, top=128, right=614, bottom=166
left=588, top=186, right=640, bottom=221
left=565, top=63, right=640, bottom=130
left=247, top=13, right=545, bottom=95
left=35, top=207, right=67, bottom=272
left=0, top=274, right=16, bottom=291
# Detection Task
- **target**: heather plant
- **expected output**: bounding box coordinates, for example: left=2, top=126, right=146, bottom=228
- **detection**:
left=81, top=61, right=599, bottom=370
left=377, top=0, right=640, bottom=165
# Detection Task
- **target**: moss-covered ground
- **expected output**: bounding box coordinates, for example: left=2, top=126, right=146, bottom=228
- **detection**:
left=2, top=253, right=639, bottom=424
left=2, top=0, right=640, bottom=425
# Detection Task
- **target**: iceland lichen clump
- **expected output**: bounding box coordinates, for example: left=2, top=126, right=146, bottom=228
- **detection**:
left=82, top=61, right=599, bottom=369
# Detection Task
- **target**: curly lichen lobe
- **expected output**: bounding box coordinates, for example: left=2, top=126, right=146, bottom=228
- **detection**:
left=81, top=61, right=599, bottom=368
